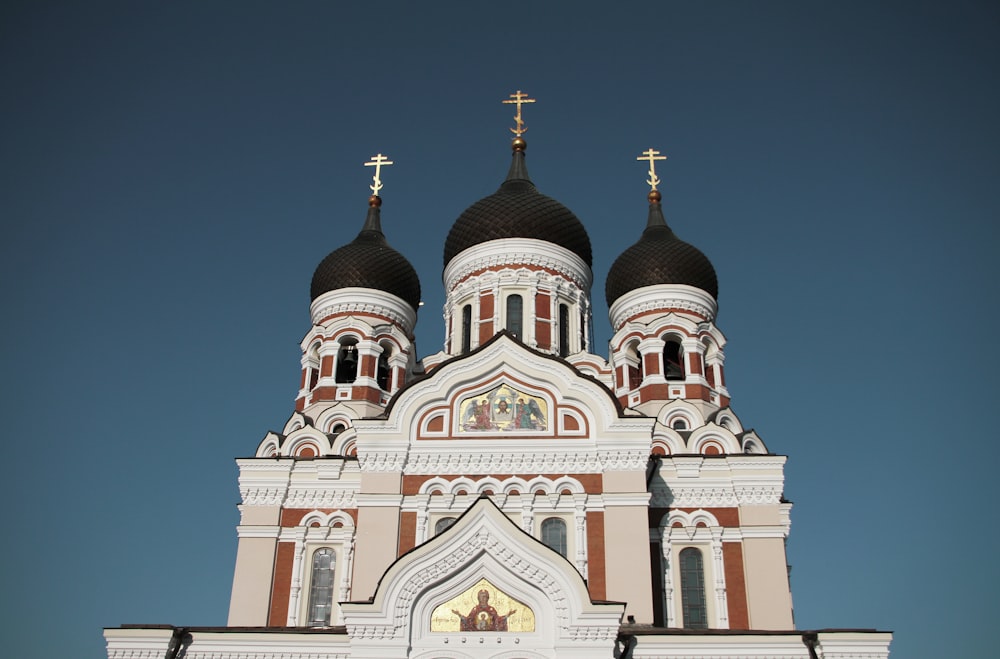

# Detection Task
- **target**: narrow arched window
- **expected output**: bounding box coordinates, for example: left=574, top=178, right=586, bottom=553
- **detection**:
left=461, top=304, right=472, bottom=354
left=541, top=517, right=567, bottom=557
left=664, top=339, right=684, bottom=381
left=559, top=304, right=570, bottom=357
left=435, top=517, right=457, bottom=535
left=626, top=341, right=643, bottom=390
left=335, top=339, right=358, bottom=383
left=307, top=548, right=336, bottom=626
left=376, top=343, right=391, bottom=391
left=679, top=547, right=707, bottom=629
left=506, top=295, right=523, bottom=339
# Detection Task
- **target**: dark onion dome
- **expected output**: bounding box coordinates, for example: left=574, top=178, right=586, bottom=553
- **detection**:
left=311, top=195, right=421, bottom=310
left=605, top=190, right=718, bottom=307
left=444, top=138, right=592, bottom=268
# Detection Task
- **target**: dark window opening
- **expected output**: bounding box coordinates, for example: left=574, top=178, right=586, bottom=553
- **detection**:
left=335, top=340, right=358, bottom=383
left=541, top=517, right=567, bottom=557
left=376, top=348, right=391, bottom=390
left=559, top=304, right=570, bottom=357
left=680, top=547, right=708, bottom=629
left=506, top=295, right=523, bottom=339
left=461, top=304, right=472, bottom=354
left=435, top=517, right=457, bottom=535
left=664, top=340, right=684, bottom=381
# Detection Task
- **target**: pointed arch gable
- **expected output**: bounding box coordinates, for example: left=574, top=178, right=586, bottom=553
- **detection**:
left=340, top=498, right=623, bottom=655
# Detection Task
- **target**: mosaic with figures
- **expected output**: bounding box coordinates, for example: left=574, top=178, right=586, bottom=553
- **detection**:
left=458, top=384, right=547, bottom=433
left=430, top=578, right=535, bottom=632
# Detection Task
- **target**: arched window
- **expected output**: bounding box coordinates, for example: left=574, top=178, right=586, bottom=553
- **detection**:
left=664, top=339, right=685, bottom=381
left=376, top=343, right=391, bottom=391
left=306, top=342, right=320, bottom=390
left=506, top=295, right=523, bottom=339
left=679, top=547, right=707, bottom=629
left=307, top=548, right=336, bottom=626
left=461, top=304, right=472, bottom=354
left=559, top=303, right=570, bottom=357
left=672, top=418, right=688, bottom=431
left=335, top=339, right=358, bottom=383
left=435, top=517, right=457, bottom=535
left=541, top=517, right=567, bottom=557
left=626, top=341, right=643, bottom=390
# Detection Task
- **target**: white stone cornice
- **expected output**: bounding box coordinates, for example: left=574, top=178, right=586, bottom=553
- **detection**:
left=444, top=238, right=593, bottom=292
left=355, top=493, right=404, bottom=506
left=310, top=287, right=417, bottom=333
left=609, top=284, right=717, bottom=329
left=235, top=525, right=281, bottom=538
left=601, top=492, right=652, bottom=506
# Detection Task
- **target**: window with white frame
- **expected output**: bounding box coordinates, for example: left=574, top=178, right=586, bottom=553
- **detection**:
left=307, top=548, right=336, bottom=626
left=541, top=517, right=567, bottom=557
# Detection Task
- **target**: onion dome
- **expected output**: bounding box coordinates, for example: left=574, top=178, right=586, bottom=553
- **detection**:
left=310, top=195, right=421, bottom=310
left=444, top=138, right=592, bottom=268
left=605, top=190, right=718, bottom=306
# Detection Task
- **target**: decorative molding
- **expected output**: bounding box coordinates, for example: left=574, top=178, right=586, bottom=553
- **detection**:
left=310, top=287, right=417, bottom=333
left=609, top=284, right=718, bottom=330
left=444, top=238, right=593, bottom=293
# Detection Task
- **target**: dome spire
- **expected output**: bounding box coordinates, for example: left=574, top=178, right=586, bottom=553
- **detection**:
left=637, top=148, right=671, bottom=230
left=502, top=90, right=535, bottom=182
left=360, top=153, right=393, bottom=233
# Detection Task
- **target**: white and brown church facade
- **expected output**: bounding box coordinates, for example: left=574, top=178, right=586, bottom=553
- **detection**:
left=105, top=102, right=892, bottom=659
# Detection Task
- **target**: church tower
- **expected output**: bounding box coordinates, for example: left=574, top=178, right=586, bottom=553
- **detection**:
left=104, top=93, right=891, bottom=659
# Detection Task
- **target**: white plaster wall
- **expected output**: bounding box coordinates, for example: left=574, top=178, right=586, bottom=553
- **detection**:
left=603, top=504, right=653, bottom=622
left=742, top=537, right=794, bottom=629
left=228, top=536, right=278, bottom=625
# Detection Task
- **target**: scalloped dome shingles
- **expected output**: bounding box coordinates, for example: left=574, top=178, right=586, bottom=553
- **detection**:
left=605, top=215, right=718, bottom=307
left=311, top=214, right=421, bottom=311
left=444, top=178, right=592, bottom=268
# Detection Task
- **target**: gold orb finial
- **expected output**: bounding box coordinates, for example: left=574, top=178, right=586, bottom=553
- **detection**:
left=368, top=194, right=382, bottom=207
left=512, top=136, right=527, bottom=152
left=648, top=189, right=662, bottom=203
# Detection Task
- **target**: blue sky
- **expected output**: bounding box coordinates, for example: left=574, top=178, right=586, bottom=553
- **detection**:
left=2, top=2, right=998, bottom=657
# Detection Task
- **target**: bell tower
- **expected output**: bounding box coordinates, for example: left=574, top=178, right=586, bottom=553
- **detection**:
left=606, top=149, right=727, bottom=418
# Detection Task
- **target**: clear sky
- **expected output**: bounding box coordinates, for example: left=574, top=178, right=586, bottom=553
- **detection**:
left=2, top=2, right=997, bottom=657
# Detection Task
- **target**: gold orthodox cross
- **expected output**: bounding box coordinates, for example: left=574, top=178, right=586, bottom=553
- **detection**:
left=637, top=148, right=667, bottom=191
left=502, top=90, right=536, bottom=136
left=364, top=153, right=394, bottom=196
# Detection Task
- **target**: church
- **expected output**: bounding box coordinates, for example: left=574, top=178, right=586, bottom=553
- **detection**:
left=104, top=93, right=892, bottom=659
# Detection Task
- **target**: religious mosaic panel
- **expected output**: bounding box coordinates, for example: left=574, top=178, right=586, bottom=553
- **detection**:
left=458, top=384, right=547, bottom=433
left=430, top=578, right=535, bottom=632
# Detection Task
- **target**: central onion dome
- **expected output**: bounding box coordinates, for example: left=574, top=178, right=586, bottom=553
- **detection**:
left=444, top=138, right=592, bottom=268
left=311, top=195, right=421, bottom=311
left=605, top=190, right=718, bottom=306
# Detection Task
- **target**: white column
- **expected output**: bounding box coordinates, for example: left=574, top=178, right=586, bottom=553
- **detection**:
left=660, top=528, right=675, bottom=627
left=521, top=497, right=534, bottom=534
left=286, top=531, right=307, bottom=626
left=336, top=539, right=355, bottom=624
left=574, top=498, right=588, bottom=579
left=711, top=528, right=730, bottom=629
left=415, top=497, right=429, bottom=545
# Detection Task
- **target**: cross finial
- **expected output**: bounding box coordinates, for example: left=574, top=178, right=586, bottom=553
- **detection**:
left=502, top=90, right=536, bottom=136
left=637, top=148, right=667, bottom=192
left=364, top=153, right=394, bottom=196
